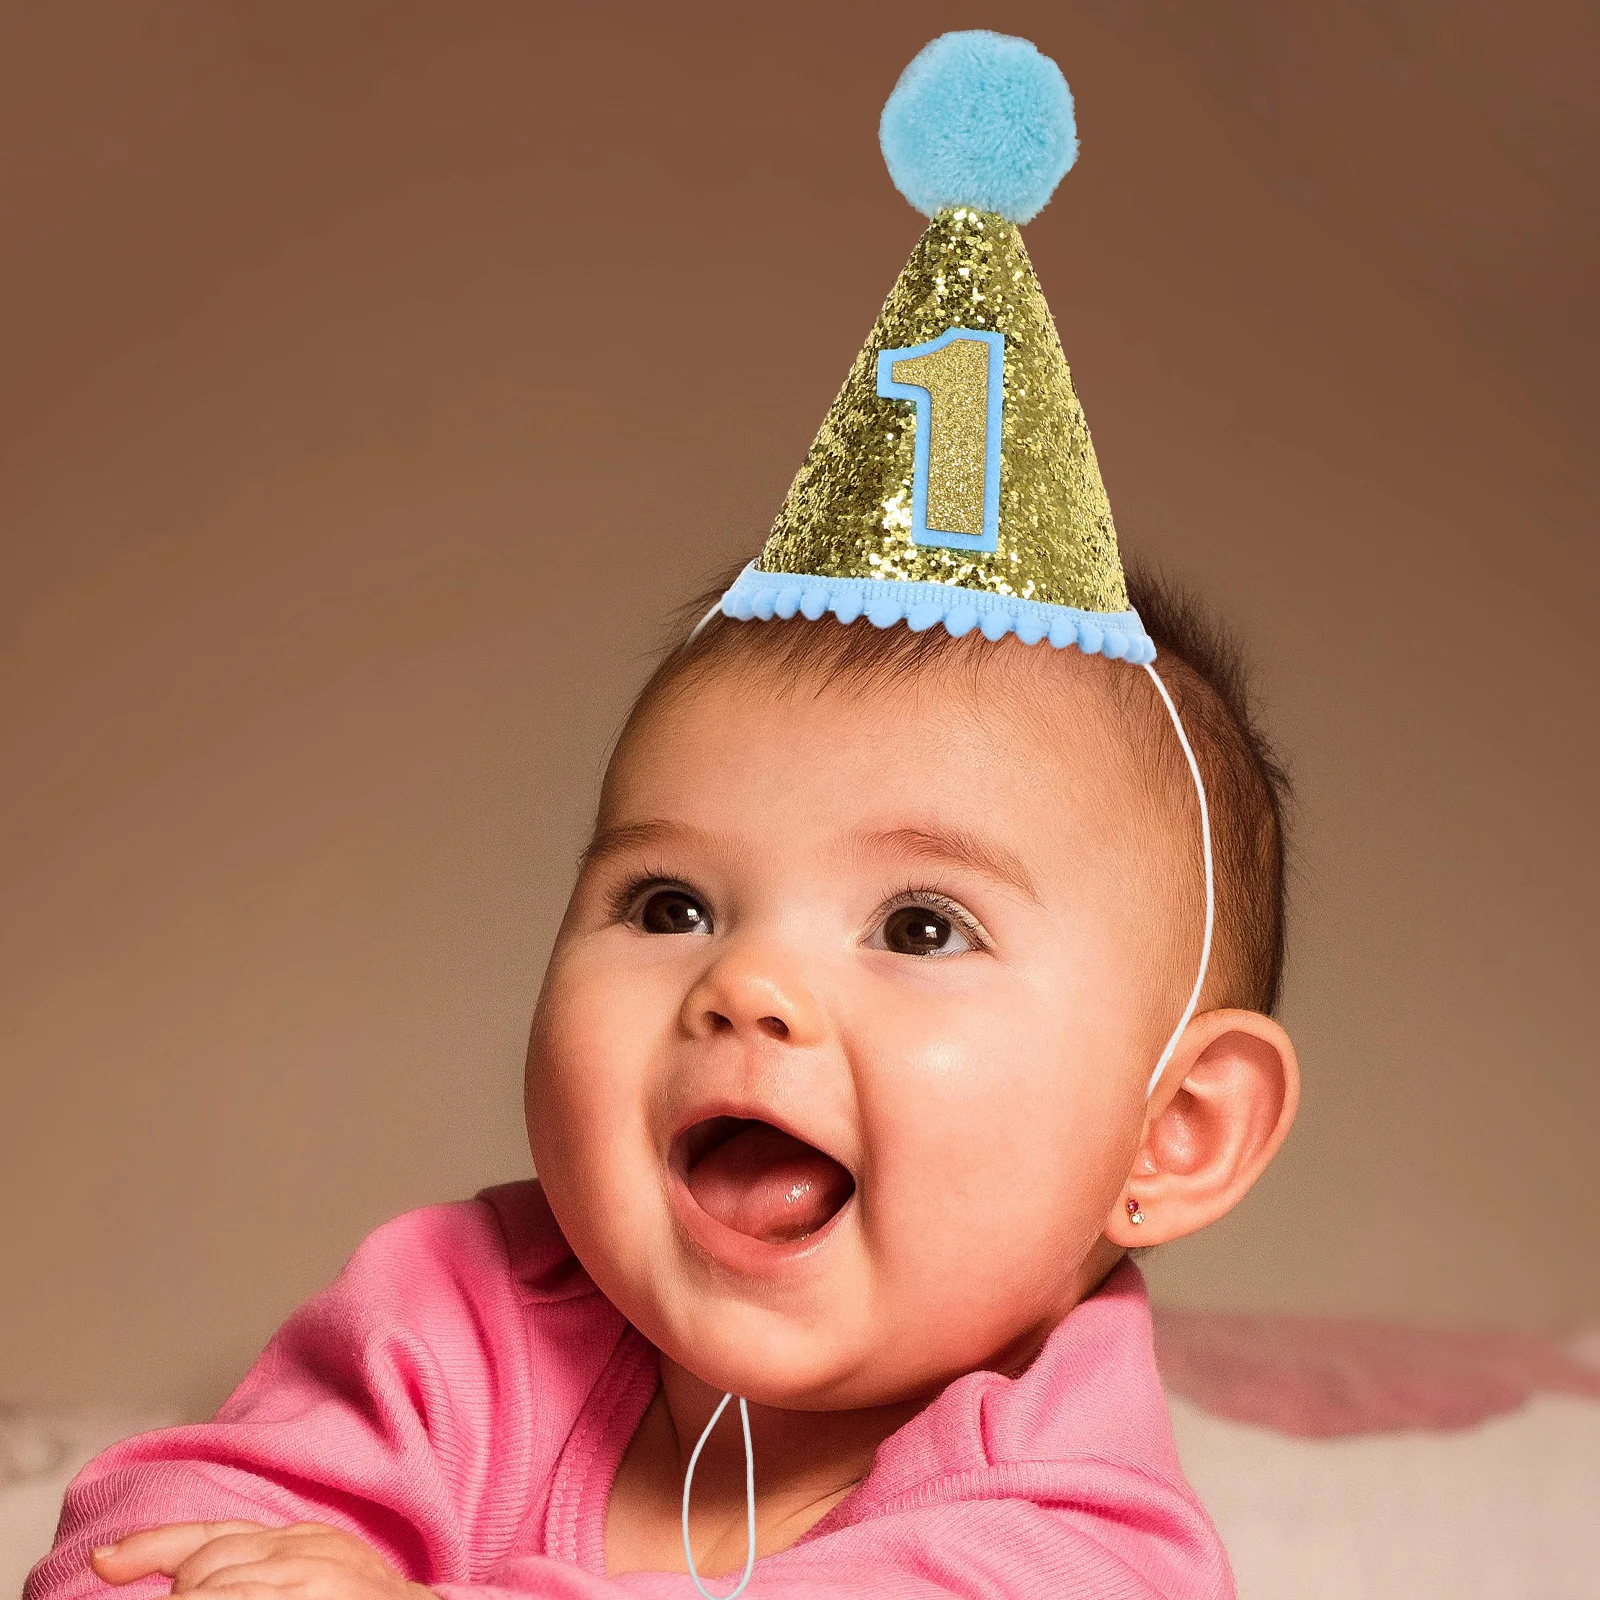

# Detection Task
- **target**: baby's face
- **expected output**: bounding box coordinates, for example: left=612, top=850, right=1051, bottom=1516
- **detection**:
left=526, top=645, right=1183, bottom=1409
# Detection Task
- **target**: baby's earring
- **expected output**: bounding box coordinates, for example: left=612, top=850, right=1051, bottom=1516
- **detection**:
left=1125, top=1196, right=1145, bottom=1226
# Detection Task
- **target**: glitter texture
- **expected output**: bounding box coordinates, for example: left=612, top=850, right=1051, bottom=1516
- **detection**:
left=759, top=208, right=1128, bottom=612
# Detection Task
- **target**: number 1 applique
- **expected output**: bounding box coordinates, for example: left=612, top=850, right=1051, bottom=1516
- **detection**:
left=876, top=327, right=1004, bottom=553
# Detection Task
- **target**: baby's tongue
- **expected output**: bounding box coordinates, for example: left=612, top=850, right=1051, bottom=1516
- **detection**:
left=686, top=1123, right=852, bottom=1243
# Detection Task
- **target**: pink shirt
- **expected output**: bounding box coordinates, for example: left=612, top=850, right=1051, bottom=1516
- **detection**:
left=28, top=1181, right=1233, bottom=1599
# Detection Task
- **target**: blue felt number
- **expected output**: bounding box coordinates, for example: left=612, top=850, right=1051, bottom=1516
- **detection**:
left=876, top=327, right=1004, bottom=553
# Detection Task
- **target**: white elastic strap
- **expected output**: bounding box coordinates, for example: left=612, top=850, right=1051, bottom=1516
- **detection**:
left=682, top=1391, right=756, bottom=1600
left=686, top=601, right=723, bottom=645
left=1142, top=662, right=1214, bottom=1100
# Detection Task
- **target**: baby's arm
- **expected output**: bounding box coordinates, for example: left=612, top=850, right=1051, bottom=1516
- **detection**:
left=25, top=1201, right=543, bottom=1600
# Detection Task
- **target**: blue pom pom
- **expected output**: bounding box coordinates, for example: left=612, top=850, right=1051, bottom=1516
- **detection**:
left=879, top=32, right=1077, bottom=224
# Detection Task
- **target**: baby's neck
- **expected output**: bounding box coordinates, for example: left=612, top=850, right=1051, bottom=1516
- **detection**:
left=604, top=1356, right=925, bottom=1579
left=604, top=1288, right=1091, bottom=1582
left=664, top=1353, right=928, bottom=1509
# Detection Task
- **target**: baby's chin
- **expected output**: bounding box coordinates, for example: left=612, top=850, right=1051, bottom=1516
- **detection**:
left=648, top=1308, right=959, bottom=1413
left=609, top=1247, right=1088, bottom=1412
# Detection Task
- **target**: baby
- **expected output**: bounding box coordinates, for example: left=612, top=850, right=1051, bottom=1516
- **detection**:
left=30, top=31, right=1298, bottom=1600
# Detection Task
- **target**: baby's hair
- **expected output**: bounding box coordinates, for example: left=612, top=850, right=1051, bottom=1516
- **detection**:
left=1108, top=569, right=1292, bottom=1015
left=610, top=564, right=1291, bottom=1017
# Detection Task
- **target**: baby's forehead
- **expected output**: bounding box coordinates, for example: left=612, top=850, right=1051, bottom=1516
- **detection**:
left=608, top=627, right=1164, bottom=839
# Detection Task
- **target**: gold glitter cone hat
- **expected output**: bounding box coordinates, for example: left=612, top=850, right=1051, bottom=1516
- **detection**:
left=719, top=30, right=1152, bottom=661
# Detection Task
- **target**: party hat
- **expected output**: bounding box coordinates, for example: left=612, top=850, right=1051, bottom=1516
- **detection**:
left=719, top=30, right=1153, bottom=662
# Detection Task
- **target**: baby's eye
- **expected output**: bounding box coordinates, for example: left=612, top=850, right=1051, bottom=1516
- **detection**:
left=870, top=899, right=978, bottom=958
left=633, top=886, right=713, bottom=936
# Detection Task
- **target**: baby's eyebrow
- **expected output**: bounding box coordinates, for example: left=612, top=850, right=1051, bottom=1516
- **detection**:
left=860, top=825, right=1042, bottom=904
left=578, top=818, right=686, bottom=869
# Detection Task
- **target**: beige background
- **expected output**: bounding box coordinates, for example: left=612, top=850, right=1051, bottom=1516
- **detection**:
left=1, top=2, right=1596, bottom=1419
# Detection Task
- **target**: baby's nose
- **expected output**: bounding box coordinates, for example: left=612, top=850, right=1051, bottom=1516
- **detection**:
left=683, top=950, right=825, bottom=1048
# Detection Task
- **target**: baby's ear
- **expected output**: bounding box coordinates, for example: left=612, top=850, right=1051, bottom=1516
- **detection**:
left=1104, top=1010, right=1299, bottom=1248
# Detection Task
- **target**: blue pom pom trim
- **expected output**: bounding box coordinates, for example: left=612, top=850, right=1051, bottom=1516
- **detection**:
left=880, top=31, right=1077, bottom=224
left=719, top=564, right=1154, bottom=663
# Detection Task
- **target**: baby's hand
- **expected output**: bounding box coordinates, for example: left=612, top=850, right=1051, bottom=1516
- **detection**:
left=91, top=1521, right=435, bottom=1600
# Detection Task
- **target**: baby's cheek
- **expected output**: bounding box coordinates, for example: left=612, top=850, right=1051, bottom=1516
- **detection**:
left=526, top=960, right=645, bottom=1179
left=525, top=962, right=674, bottom=1303
left=855, top=1000, right=1135, bottom=1314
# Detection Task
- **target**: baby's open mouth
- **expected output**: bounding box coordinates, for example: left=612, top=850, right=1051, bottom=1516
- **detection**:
left=675, top=1116, right=855, bottom=1244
